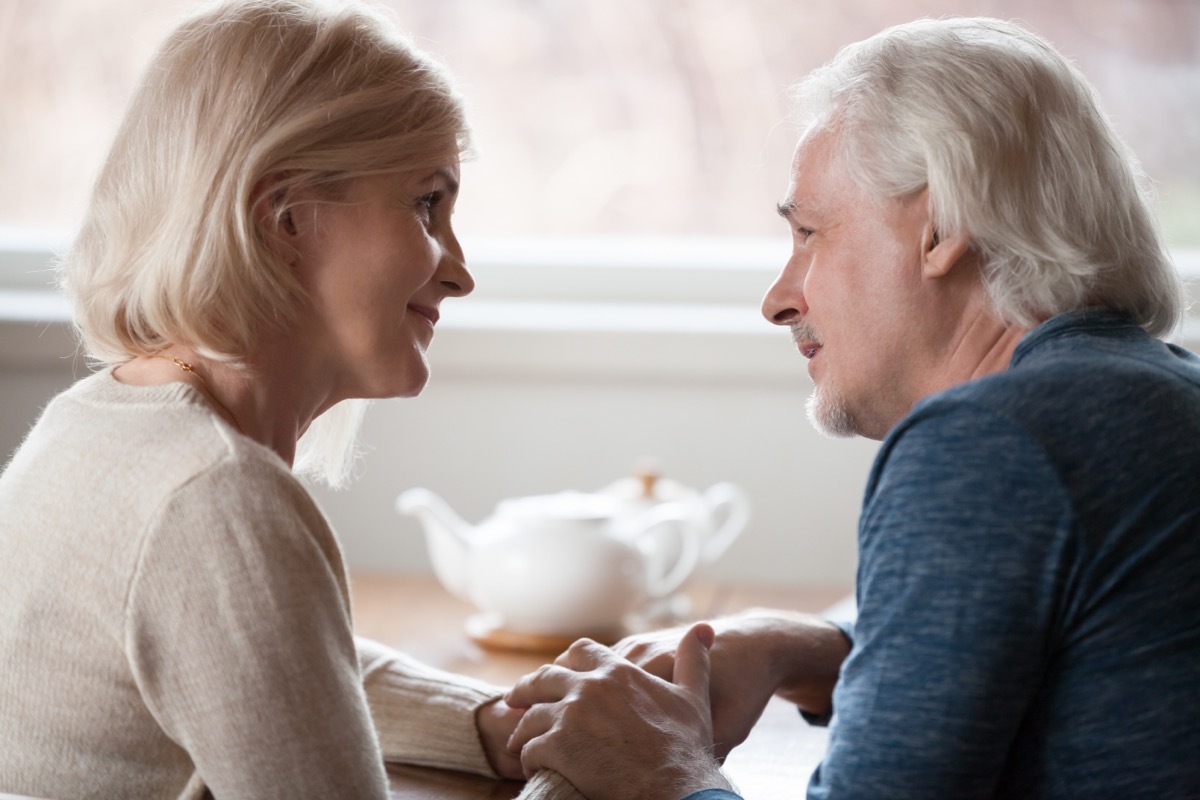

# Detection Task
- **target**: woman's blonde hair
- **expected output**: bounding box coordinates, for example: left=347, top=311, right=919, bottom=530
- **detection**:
left=63, top=0, right=469, bottom=363
left=60, top=0, right=470, bottom=487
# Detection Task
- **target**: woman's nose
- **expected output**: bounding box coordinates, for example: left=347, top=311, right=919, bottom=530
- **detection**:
left=438, top=233, right=474, bottom=297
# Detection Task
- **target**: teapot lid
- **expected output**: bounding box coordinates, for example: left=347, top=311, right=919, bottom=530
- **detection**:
left=602, top=460, right=699, bottom=505
left=497, top=491, right=619, bottom=522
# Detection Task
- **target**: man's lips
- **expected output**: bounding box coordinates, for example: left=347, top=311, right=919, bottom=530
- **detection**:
left=789, top=321, right=822, bottom=359
left=408, top=304, right=439, bottom=326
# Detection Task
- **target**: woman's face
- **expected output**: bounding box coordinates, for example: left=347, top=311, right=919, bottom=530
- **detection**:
left=289, top=160, right=473, bottom=402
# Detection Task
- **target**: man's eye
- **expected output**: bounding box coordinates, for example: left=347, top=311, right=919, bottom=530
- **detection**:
left=797, top=227, right=815, bottom=241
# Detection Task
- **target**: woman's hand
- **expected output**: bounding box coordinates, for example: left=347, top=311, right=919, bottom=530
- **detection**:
left=476, top=698, right=526, bottom=779
left=505, top=624, right=733, bottom=800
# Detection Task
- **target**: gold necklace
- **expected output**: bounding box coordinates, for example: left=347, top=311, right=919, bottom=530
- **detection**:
left=154, top=353, right=245, bottom=436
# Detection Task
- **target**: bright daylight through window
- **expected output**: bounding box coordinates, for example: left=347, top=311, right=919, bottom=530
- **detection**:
left=1, top=0, right=1197, bottom=278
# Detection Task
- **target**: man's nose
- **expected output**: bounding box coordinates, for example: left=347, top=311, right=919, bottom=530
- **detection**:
left=761, top=255, right=806, bottom=325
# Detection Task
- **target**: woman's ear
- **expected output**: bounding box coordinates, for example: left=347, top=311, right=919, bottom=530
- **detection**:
left=921, top=222, right=973, bottom=280
left=251, top=173, right=300, bottom=256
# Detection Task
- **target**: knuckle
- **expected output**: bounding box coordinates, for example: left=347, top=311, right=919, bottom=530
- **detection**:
left=567, top=637, right=595, bottom=656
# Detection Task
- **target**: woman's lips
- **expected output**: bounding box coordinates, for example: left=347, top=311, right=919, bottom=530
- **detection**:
left=408, top=304, right=439, bottom=327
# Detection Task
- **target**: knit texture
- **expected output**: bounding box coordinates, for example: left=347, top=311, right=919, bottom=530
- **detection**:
left=0, top=370, right=506, bottom=798
left=810, top=310, right=1200, bottom=799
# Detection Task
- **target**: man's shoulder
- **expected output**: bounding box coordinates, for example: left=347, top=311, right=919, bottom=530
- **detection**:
left=878, top=325, right=1200, bottom=513
left=918, top=328, right=1200, bottom=434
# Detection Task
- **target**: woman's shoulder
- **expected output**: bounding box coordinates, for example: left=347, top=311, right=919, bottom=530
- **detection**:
left=130, top=424, right=344, bottom=609
left=56, top=367, right=292, bottom=479
left=29, top=368, right=329, bottom=557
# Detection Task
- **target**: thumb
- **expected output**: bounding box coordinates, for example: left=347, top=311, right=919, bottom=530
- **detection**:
left=672, top=622, right=715, bottom=701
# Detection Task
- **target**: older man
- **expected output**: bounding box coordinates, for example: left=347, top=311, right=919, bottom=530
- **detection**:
left=506, top=16, right=1200, bottom=800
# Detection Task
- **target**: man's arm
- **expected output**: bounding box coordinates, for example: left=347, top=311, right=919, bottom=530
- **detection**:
left=808, top=402, right=1069, bottom=799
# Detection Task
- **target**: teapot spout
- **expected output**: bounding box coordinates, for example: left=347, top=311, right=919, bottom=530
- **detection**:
left=395, top=488, right=475, bottom=602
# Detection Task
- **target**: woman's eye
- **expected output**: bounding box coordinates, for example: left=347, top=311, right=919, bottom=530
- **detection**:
left=418, top=192, right=442, bottom=215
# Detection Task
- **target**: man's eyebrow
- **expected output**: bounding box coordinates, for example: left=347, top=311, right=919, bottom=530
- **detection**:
left=776, top=200, right=795, bottom=219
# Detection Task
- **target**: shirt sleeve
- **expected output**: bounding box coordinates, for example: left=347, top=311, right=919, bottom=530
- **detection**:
left=807, top=401, right=1072, bottom=799
left=125, top=456, right=389, bottom=799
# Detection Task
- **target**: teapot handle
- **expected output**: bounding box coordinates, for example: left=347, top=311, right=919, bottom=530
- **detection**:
left=701, top=482, right=750, bottom=562
left=631, top=504, right=701, bottom=599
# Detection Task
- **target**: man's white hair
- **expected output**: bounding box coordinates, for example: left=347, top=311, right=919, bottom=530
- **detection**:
left=791, top=17, right=1182, bottom=337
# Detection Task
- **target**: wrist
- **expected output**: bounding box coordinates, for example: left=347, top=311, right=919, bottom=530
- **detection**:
left=667, top=758, right=734, bottom=799
left=730, top=611, right=849, bottom=717
left=474, top=697, right=524, bottom=780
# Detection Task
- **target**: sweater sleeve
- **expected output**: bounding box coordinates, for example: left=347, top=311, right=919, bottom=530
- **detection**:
left=356, top=636, right=502, bottom=777
left=515, top=769, right=588, bottom=800
left=125, top=456, right=389, bottom=799
left=807, top=402, right=1071, bottom=800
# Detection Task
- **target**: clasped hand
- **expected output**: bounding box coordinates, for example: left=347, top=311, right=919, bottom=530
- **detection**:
left=504, top=623, right=733, bottom=800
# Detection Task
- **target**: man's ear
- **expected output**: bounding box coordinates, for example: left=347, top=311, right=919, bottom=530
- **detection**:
left=921, top=221, right=972, bottom=280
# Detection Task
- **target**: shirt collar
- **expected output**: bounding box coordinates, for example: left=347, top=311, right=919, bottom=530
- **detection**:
left=1010, top=307, right=1141, bottom=367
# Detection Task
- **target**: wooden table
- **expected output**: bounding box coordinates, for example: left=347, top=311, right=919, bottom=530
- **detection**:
left=351, top=574, right=848, bottom=799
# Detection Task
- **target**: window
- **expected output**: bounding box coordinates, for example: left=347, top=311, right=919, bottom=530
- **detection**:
left=2, top=0, right=1198, bottom=245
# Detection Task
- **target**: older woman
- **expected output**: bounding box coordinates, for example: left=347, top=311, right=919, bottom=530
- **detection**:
left=0, top=1, right=578, bottom=798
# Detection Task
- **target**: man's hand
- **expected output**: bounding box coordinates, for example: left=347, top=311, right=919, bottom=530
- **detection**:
left=475, top=698, right=526, bottom=779
left=615, top=610, right=851, bottom=759
left=505, top=623, right=734, bottom=800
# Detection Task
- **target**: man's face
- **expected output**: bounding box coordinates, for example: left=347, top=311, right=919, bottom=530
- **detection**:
left=761, top=127, right=934, bottom=440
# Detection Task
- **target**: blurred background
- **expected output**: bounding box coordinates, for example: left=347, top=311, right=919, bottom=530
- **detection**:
left=2, top=0, right=1198, bottom=590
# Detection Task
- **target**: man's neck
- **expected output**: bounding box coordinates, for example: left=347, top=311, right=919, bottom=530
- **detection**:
left=933, top=306, right=1030, bottom=393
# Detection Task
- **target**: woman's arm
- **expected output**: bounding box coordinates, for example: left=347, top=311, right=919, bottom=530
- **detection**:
left=126, top=458, right=387, bottom=798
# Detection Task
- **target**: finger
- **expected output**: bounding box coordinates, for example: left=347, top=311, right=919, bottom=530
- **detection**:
left=612, top=634, right=648, bottom=658
left=613, top=626, right=683, bottom=659
left=672, top=622, right=715, bottom=703
left=505, top=663, right=574, bottom=709
left=553, top=637, right=615, bottom=671
left=516, top=727, right=560, bottom=781
left=640, top=654, right=674, bottom=682
left=506, top=701, right=559, bottom=755
left=615, top=638, right=661, bottom=665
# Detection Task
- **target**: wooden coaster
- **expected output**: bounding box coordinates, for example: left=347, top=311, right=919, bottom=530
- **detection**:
left=464, top=613, right=624, bottom=654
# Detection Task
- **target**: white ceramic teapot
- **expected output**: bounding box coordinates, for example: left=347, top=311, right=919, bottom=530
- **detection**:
left=600, top=468, right=750, bottom=565
left=599, top=467, right=750, bottom=620
left=396, top=487, right=700, bottom=637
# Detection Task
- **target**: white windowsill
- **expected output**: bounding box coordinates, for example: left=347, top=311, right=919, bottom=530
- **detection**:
left=2, top=231, right=1198, bottom=380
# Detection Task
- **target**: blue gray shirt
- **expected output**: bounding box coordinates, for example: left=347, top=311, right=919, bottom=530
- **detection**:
left=690, top=308, right=1200, bottom=799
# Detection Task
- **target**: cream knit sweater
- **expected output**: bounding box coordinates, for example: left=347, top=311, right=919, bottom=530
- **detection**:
left=0, top=370, right=578, bottom=800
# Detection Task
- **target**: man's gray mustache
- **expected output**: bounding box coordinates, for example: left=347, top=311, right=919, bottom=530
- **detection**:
left=790, top=321, right=821, bottom=346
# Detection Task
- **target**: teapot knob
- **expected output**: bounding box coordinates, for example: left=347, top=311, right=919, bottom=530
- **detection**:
left=634, top=457, right=661, bottom=499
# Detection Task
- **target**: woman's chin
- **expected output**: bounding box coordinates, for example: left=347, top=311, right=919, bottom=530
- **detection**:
left=388, top=367, right=431, bottom=399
